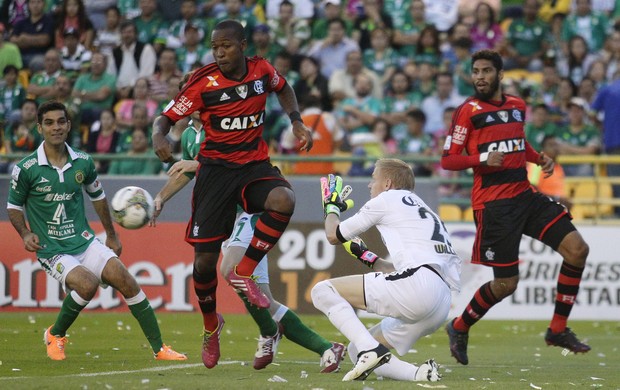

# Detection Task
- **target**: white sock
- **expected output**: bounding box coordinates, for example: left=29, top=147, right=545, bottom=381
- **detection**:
left=349, top=337, right=417, bottom=380
left=272, top=304, right=288, bottom=322
left=124, top=289, right=147, bottom=305
left=311, top=280, right=378, bottom=352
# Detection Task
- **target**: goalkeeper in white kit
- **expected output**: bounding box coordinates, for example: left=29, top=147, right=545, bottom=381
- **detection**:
left=311, top=158, right=462, bottom=381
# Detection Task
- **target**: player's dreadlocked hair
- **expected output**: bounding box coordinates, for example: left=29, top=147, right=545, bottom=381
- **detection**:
left=213, top=19, right=246, bottom=43
left=472, top=50, right=503, bottom=72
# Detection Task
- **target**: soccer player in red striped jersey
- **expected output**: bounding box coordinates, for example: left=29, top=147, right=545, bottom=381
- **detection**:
left=151, top=20, right=313, bottom=369
left=441, top=50, right=591, bottom=365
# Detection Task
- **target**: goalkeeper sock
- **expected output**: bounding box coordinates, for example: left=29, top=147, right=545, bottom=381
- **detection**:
left=51, top=290, right=88, bottom=337
left=236, top=211, right=291, bottom=276
left=127, top=290, right=163, bottom=353
left=236, top=290, right=278, bottom=336
left=276, top=305, right=332, bottom=356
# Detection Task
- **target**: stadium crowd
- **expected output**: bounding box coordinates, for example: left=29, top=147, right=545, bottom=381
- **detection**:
left=1, top=0, right=619, bottom=208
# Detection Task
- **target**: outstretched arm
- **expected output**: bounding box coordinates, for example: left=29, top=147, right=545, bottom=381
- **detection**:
left=150, top=160, right=197, bottom=226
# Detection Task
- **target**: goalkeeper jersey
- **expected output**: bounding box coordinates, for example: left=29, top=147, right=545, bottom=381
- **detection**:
left=7, top=142, right=105, bottom=258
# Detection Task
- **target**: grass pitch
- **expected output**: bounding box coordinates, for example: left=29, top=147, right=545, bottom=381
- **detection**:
left=0, top=313, right=618, bottom=389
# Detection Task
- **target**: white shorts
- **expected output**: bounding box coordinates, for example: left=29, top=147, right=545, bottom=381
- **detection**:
left=225, top=212, right=269, bottom=284
left=363, top=266, right=451, bottom=356
left=37, top=238, right=117, bottom=290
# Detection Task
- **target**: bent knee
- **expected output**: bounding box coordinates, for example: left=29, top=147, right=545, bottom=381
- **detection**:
left=311, top=280, right=334, bottom=310
left=265, top=187, right=295, bottom=213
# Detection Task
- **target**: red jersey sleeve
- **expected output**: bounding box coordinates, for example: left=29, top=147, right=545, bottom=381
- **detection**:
left=161, top=72, right=207, bottom=123
left=525, top=141, right=541, bottom=164
left=261, top=59, right=286, bottom=93
left=441, top=101, right=481, bottom=170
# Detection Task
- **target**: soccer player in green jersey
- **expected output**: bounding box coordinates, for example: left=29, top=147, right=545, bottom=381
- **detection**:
left=6, top=101, right=187, bottom=362
left=151, top=111, right=345, bottom=372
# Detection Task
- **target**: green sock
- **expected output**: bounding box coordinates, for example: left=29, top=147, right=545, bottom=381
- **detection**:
left=279, top=309, right=332, bottom=355
left=51, top=291, right=87, bottom=337
left=128, top=298, right=163, bottom=353
left=237, top=291, right=278, bottom=336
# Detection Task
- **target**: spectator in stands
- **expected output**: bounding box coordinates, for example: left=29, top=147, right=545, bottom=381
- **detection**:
left=133, top=0, right=166, bottom=46
left=84, top=0, right=116, bottom=31
left=148, top=48, right=183, bottom=103
left=585, top=59, right=608, bottom=89
left=362, top=27, right=399, bottom=85
left=539, top=0, right=571, bottom=22
left=162, top=0, right=208, bottom=50
left=530, top=63, right=561, bottom=106
left=591, top=70, right=620, bottom=216
left=602, top=30, right=620, bottom=81
left=527, top=134, right=570, bottom=207
left=59, top=27, right=92, bottom=80
left=546, top=11, right=567, bottom=64
left=335, top=72, right=382, bottom=146
left=109, top=126, right=161, bottom=175
left=556, top=97, right=601, bottom=176
left=411, top=61, right=437, bottom=100
left=176, top=23, right=209, bottom=72
left=0, top=65, right=25, bottom=126
left=329, top=49, right=382, bottom=103
left=0, top=23, right=23, bottom=75
left=10, top=0, right=54, bottom=71
left=392, top=0, right=427, bottom=49
left=116, top=102, right=152, bottom=153
left=214, top=0, right=256, bottom=48
left=452, top=37, right=475, bottom=97
left=267, top=0, right=310, bottom=56
left=352, top=0, right=393, bottom=51
left=501, top=0, right=548, bottom=71
left=27, top=48, right=62, bottom=105
left=423, top=0, right=458, bottom=32
left=265, top=0, right=314, bottom=20
left=311, top=0, right=353, bottom=41
left=0, top=0, right=30, bottom=31
left=557, top=35, right=597, bottom=85
left=246, top=24, right=282, bottom=63
left=381, top=70, right=423, bottom=144
left=470, top=2, right=503, bottom=52
left=308, top=17, right=359, bottom=79
left=552, top=77, right=578, bottom=124
left=432, top=106, right=463, bottom=198
left=109, top=20, right=156, bottom=100
left=53, top=73, right=82, bottom=146
left=115, top=77, right=158, bottom=131
left=420, top=72, right=464, bottom=134
left=525, top=103, right=558, bottom=151
left=578, top=76, right=598, bottom=105
left=54, top=0, right=95, bottom=50
left=117, top=0, right=140, bottom=20
left=400, top=108, right=434, bottom=176
left=3, top=98, right=40, bottom=155
left=561, top=0, right=611, bottom=54
left=371, top=117, right=398, bottom=155
left=93, top=5, right=121, bottom=56
left=411, top=25, right=441, bottom=67
left=293, top=55, right=332, bottom=112
left=73, top=52, right=116, bottom=128
left=86, top=109, right=121, bottom=173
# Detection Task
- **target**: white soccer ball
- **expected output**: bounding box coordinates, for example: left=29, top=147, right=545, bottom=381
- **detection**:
left=110, top=186, right=154, bottom=230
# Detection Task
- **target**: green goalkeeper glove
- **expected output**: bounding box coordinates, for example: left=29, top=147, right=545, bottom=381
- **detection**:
left=343, top=237, right=379, bottom=268
left=320, top=174, right=354, bottom=217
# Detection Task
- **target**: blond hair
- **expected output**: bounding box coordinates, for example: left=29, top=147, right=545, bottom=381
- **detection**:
left=375, top=158, right=415, bottom=190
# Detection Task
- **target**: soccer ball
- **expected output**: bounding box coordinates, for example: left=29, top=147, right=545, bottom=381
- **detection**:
left=110, top=186, right=154, bottom=229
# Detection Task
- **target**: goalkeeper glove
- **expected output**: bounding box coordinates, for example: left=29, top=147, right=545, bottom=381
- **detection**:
left=343, top=237, right=379, bottom=268
left=320, top=174, right=354, bottom=217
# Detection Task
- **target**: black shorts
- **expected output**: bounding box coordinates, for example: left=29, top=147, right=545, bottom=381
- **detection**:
left=472, top=189, right=576, bottom=278
left=185, top=161, right=291, bottom=252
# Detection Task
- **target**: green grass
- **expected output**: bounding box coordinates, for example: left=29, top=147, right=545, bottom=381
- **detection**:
left=0, top=313, right=618, bottom=389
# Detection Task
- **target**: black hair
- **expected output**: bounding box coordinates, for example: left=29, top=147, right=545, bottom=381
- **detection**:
left=119, top=19, right=136, bottom=33
left=471, top=49, right=503, bottom=71
left=213, top=19, right=246, bottom=42
left=37, top=101, right=68, bottom=123
left=406, top=108, right=426, bottom=123
left=3, top=64, right=18, bottom=76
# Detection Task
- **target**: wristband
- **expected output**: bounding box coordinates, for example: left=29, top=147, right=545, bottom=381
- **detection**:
left=324, top=204, right=341, bottom=217
left=289, top=111, right=304, bottom=124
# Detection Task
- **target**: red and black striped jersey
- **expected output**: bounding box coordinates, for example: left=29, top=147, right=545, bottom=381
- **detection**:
left=441, top=94, right=537, bottom=209
left=162, top=56, right=286, bottom=167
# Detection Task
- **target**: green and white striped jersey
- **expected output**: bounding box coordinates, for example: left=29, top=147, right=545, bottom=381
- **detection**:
left=7, top=143, right=105, bottom=258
